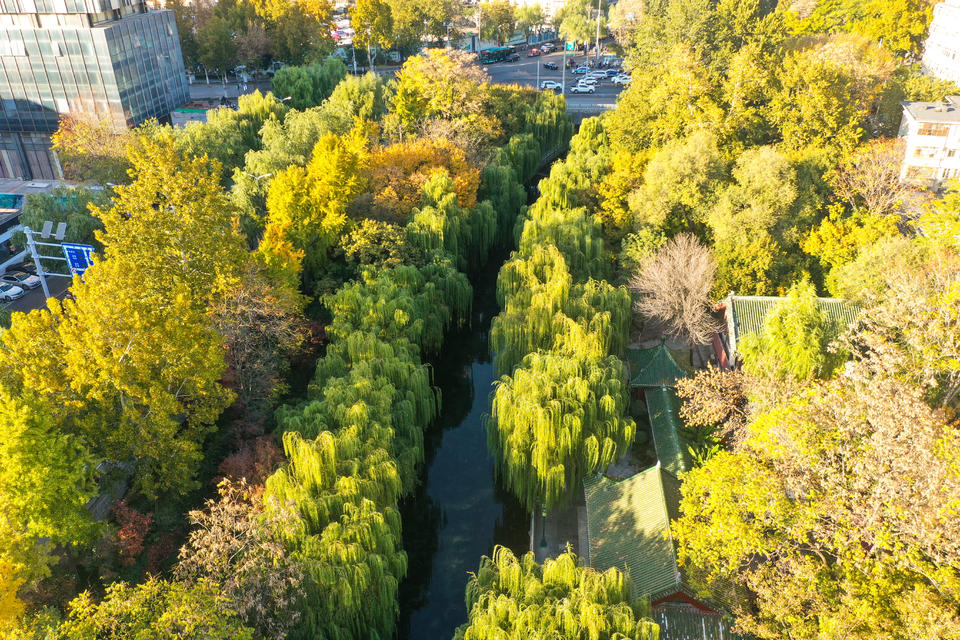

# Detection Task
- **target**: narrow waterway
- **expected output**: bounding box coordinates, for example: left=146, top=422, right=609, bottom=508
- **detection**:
left=395, top=247, right=530, bottom=640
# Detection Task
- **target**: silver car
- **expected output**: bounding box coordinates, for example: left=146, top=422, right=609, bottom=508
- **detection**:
left=0, top=270, right=42, bottom=290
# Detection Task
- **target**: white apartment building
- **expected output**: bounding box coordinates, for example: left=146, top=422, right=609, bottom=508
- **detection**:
left=899, top=97, right=960, bottom=188
left=922, top=0, right=960, bottom=83
left=511, top=0, right=566, bottom=19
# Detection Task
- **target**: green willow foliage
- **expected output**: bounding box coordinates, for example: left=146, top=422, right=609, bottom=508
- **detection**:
left=489, top=350, right=635, bottom=510
left=408, top=173, right=499, bottom=273
left=262, top=95, right=575, bottom=640
left=488, top=122, right=635, bottom=511
left=455, top=546, right=659, bottom=640
left=490, top=246, right=630, bottom=378
left=324, top=260, right=471, bottom=357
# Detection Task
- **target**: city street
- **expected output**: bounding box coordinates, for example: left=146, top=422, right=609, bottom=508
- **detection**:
left=481, top=48, right=624, bottom=112
left=187, top=48, right=623, bottom=113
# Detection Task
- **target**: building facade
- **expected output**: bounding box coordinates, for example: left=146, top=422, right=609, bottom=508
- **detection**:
left=0, top=0, right=189, bottom=179
left=922, top=0, right=960, bottom=84
left=898, top=97, right=960, bottom=188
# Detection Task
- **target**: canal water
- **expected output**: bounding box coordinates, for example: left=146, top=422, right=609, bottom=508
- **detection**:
left=395, top=248, right=530, bottom=640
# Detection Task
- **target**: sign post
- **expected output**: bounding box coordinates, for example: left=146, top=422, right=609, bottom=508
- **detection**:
left=562, top=41, right=574, bottom=92
left=61, top=243, right=95, bottom=276
left=23, top=226, right=51, bottom=300
left=22, top=224, right=92, bottom=302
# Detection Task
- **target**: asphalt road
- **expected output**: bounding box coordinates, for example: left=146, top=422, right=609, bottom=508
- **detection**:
left=482, top=48, right=624, bottom=111
left=188, top=48, right=623, bottom=112
left=1, top=275, right=70, bottom=315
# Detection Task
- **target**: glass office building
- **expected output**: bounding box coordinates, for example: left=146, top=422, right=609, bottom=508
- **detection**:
left=0, top=0, right=189, bottom=179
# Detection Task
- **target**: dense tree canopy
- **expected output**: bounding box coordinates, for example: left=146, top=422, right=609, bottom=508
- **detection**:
left=455, top=547, right=659, bottom=640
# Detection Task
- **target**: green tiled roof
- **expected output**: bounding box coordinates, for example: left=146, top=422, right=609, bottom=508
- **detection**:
left=628, top=343, right=691, bottom=388
left=583, top=466, right=682, bottom=598
left=645, top=387, right=691, bottom=477
left=729, top=296, right=859, bottom=340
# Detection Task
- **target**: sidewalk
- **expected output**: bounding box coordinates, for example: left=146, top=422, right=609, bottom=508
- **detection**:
left=531, top=490, right=589, bottom=564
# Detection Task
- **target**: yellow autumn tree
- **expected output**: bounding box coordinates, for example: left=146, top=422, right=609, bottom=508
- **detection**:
left=370, top=137, right=480, bottom=217
left=259, top=125, right=371, bottom=289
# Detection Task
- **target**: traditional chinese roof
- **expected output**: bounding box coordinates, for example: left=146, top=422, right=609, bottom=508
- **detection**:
left=583, top=465, right=684, bottom=600
left=645, top=387, right=692, bottom=477
left=627, top=342, right=691, bottom=388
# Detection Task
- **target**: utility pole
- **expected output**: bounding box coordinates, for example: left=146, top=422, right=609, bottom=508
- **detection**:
left=595, top=0, right=602, bottom=63
left=561, top=43, right=567, bottom=93
left=475, top=4, right=482, bottom=51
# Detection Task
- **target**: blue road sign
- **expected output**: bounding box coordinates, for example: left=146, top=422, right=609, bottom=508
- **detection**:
left=565, top=41, right=575, bottom=51
left=61, top=243, right=95, bottom=276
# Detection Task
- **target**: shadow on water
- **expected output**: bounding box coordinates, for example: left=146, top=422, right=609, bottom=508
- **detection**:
left=396, top=248, right=530, bottom=640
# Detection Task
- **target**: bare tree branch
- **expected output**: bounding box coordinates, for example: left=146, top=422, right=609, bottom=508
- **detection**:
left=629, top=233, right=719, bottom=345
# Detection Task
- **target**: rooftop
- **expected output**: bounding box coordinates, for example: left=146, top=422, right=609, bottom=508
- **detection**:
left=903, top=97, right=960, bottom=124
left=627, top=342, right=691, bottom=388
left=645, top=387, right=692, bottom=477
left=584, top=465, right=684, bottom=600
left=724, top=294, right=859, bottom=340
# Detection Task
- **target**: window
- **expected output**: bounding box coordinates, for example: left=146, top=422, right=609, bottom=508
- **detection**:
left=907, top=166, right=937, bottom=180
left=918, top=122, right=951, bottom=136
left=915, top=146, right=939, bottom=159
left=949, top=149, right=958, bottom=158
left=0, top=40, right=26, bottom=56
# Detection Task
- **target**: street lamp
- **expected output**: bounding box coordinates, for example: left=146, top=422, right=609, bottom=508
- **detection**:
left=540, top=507, right=548, bottom=549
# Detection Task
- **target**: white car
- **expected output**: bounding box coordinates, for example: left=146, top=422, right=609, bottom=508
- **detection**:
left=611, top=75, right=631, bottom=85
left=578, top=76, right=599, bottom=86
left=0, top=270, right=41, bottom=290
left=0, top=283, right=24, bottom=302
left=540, top=80, right=563, bottom=91
left=568, top=83, right=596, bottom=94
left=586, top=71, right=607, bottom=80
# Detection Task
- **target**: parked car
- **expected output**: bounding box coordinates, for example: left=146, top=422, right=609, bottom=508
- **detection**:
left=541, top=42, right=555, bottom=52
left=611, top=74, right=632, bottom=85
left=528, top=48, right=542, bottom=56
left=568, top=83, right=596, bottom=94
left=540, top=80, right=563, bottom=91
left=509, top=53, right=520, bottom=61
left=572, top=66, right=589, bottom=74
left=543, top=61, right=559, bottom=70
left=12, top=260, right=37, bottom=275
left=578, top=76, right=599, bottom=86
left=0, top=270, right=41, bottom=290
left=604, top=69, right=620, bottom=77
left=0, top=283, right=24, bottom=302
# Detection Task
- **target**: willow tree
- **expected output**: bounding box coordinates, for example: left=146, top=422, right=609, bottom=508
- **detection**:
left=490, top=245, right=572, bottom=377
left=491, top=246, right=630, bottom=377
left=455, top=546, right=659, bottom=640
left=264, top=430, right=406, bottom=640
left=407, top=172, right=498, bottom=272
left=285, top=331, right=438, bottom=494
left=518, top=205, right=610, bottom=281
left=324, top=263, right=469, bottom=356
left=488, top=349, right=635, bottom=510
